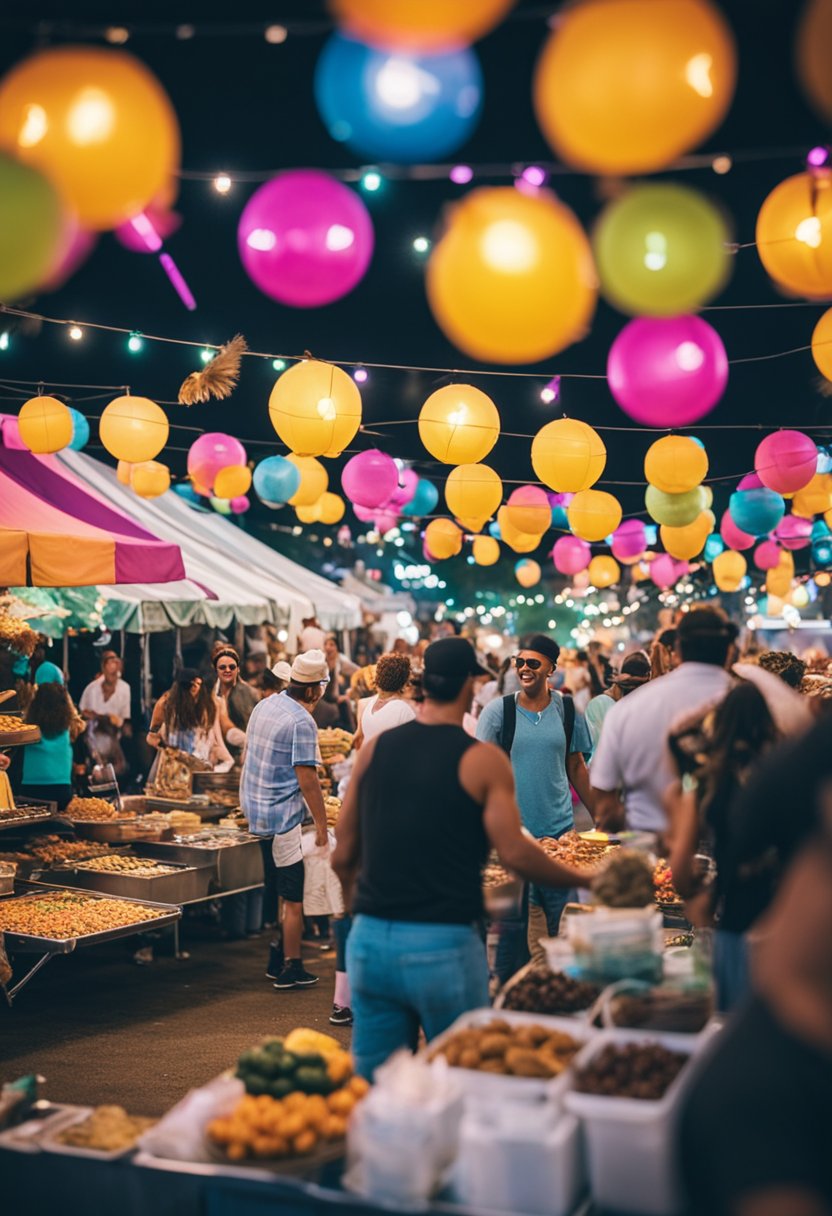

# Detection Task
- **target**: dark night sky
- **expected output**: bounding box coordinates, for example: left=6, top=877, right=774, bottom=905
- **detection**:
left=2, top=0, right=831, bottom=546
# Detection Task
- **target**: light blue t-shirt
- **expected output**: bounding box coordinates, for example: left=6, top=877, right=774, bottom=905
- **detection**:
left=240, top=692, right=318, bottom=837
left=476, top=692, right=592, bottom=839
left=584, top=693, right=617, bottom=758
left=22, top=731, right=72, bottom=786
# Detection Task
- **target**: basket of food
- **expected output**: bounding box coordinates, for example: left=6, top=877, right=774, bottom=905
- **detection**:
left=0, top=713, right=41, bottom=747
left=41, top=1105, right=157, bottom=1160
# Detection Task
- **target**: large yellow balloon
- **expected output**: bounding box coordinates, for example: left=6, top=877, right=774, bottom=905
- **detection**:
left=767, top=550, right=794, bottom=598
left=425, top=518, right=463, bottom=559
left=268, top=360, right=362, bottom=458
left=213, top=465, right=252, bottom=499
left=99, top=395, right=169, bottom=463
left=318, top=492, right=346, bottom=525
left=811, top=306, right=832, bottom=380
left=17, top=395, right=72, bottom=453
left=713, top=549, right=747, bottom=592
left=660, top=510, right=714, bottom=560
left=444, top=464, right=503, bottom=533
left=419, top=385, right=500, bottom=464
left=568, top=490, right=622, bottom=542
left=588, top=555, right=620, bottom=588
left=329, top=0, right=516, bottom=51
left=531, top=418, right=606, bottom=493
left=504, top=485, right=551, bottom=535
left=130, top=461, right=170, bottom=498
left=0, top=46, right=180, bottom=230
left=533, top=0, right=736, bottom=175
left=472, top=535, right=500, bottom=566
left=426, top=187, right=597, bottom=364
left=793, top=473, right=832, bottom=518
left=644, top=436, right=708, bottom=495
left=497, top=506, right=544, bottom=553
left=756, top=173, right=832, bottom=297
left=286, top=454, right=329, bottom=507
left=796, top=0, right=832, bottom=122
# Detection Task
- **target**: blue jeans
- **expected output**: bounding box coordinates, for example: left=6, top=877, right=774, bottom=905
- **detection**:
left=713, top=928, right=750, bottom=1013
left=530, top=883, right=574, bottom=937
left=347, top=915, right=490, bottom=1080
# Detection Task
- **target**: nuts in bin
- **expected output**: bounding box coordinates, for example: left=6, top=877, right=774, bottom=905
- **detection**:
left=429, top=1019, right=581, bottom=1077
left=64, top=796, right=125, bottom=821
left=0, top=890, right=168, bottom=938
left=573, top=1042, right=687, bottom=1100
left=591, top=849, right=655, bottom=908
left=501, top=967, right=600, bottom=1015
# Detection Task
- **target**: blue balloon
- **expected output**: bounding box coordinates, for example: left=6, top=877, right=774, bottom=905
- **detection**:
left=252, top=456, right=301, bottom=506
left=314, top=34, right=483, bottom=164
left=68, top=408, right=89, bottom=451
left=812, top=539, right=832, bottom=566
left=401, top=478, right=439, bottom=517
left=174, top=483, right=203, bottom=507
left=550, top=506, right=569, bottom=530
left=729, top=488, right=785, bottom=537
left=812, top=519, right=831, bottom=541
left=817, top=445, right=832, bottom=474
left=489, top=520, right=502, bottom=540
left=704, top=533, right=725, bottom=562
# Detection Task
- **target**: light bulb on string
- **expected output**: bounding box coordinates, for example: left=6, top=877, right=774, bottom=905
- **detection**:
left=0, top=332, right=9, bottom=351
left=539, top=376, right=561, bottom=404
left=127, top=332, right=143, bottom=354
left=450, top=165, right=473, bottom=185
left=272, top=358, right=286, bottom=372
left=264, top=24, right=288, bottom=43
left=213, top=174, right=232, bottom=195
left=105, top=26, right=129, bottom=44
left=806, top=145, right=831, bottom=172
left=712, top=155, right=732, bottom=175
left=68, top=325, right=84, bottom=342
left=199, top=347, right=214, bottom=364
left=413, top=236, right=430, bottom=254
left=361, top=169, right=382, bottom=193
left=353, top=366, right=369, bottom=384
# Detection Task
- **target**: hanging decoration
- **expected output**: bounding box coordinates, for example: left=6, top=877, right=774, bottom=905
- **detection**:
left=444, top=463, right=503, bottom=532
left=178, top=335, right=247, bottom=406
left=213, top=465, right=252, bottom=499
left=531, top=418, right=606, bottom=493
left=67, top=407, right=90, bottom=452
left=425, top=517, right=463, bottom=559
left=643, top=435, right=708, bottom=495
left=775, top=514, right=813, bottom=550
left=797, top=0, right=832, bottom=121
left=552, top=535, right=591, bottom=575
left=252, top=455, right=302, bottom=506
left=793, top=473, right=832, bottom=518
left=99, top=395, right=169, bottom=463
left=645, top=484, right=710, bottom=528
left=130, top=460, right=170, bottom=498
left=472, top=535, right=500, bottom=566
left=754, top=430, right=818, bottom=495
left=0, top=152, right=65, bottom=299
left=720, top=509, right=755, bottom=552
left=269, top=358, right=362, bottom=457
left=17, top=395, right=73, bottom=454
left=608, top=315, right=728, bottom=426
left=401, top=477, right=439, bottom=517
left=496, top=506, right=544, bottom=553
left=650, top=553, right=689, bottom=590
left=504, top=485, right=551, bottom=536
left=515, top=558, right=541, bottom=588
left=567, top=489, right=622, bottom=542
left=754, top=540, right=782, bottom=571
left=756, top=172, right=832, bottom=297
left=811, top=306, right=832, bottom=381
left=660, top=510, right=714, bottom=561
left=287, top=454, right=329, bottom=506
left=611, top=520, right=647, bottom=565
left=342, top=448, right=399, bottom=508
left=418, top=384, right=500, bottom=464
left=328, top=0, right=517, bottom=52
left=588, top=554, right=620, bottom=588
left=729, top=486, right=786, bottom=537
left=187, top=433, right=247, bottom=496
left=713, top=549, right=747, bottom=592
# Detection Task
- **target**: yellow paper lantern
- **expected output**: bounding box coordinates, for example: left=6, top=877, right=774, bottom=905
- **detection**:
left=472, top=535, right=500, bottom=566
left=588, top=555, right=620, bottom=588
left=117, top=460, right=132, bottom=485
left=791, top=584, right=810, bottom=609
left=419, top=384, right=500, bottom=464
left=632, top=559, right=651, bottom=583
left=268, top=360, right=362, bottom=458
left=515, top=559, right=541, bottom=588
left=130, top=460, right=170, bottom=498
left=99, top=395, right=169, bottom=463
left=426, top=187, right=597, bottom=364
left=318, top=492, right=346, bottom=525
left=644, top=436, right=708, bottom=495
left=815, top=571, right=831, bottom=586
left=531, top=418, right=606, bottom=493
left=425, top=518, right=463, bottom=560
left=213, top=464, right=252, bottom=500
left=17, top=395, right=72, bottom=453
left=660, top=510, right=715, bottom=561
left=567, top=490, right=622, bottom=542
left=444, top=464, right=503, bottom=533
left=713, top=549, right=747, bottom=592
left=329, top=0, right=516, bottom=52
left=295, top=502, right=320, bottom=525
left=812, top=306, right=832, bottom=380
left=797, top=0, right=832, bottom=122
left=792, top=472, right=832, bottom=518
left=504, top=485, right=551, bottom=535
left=286, top=454, right=329, bottom=507
left=756, top=173, right=832, bottom=297
left=496, top=506, right=544, bottom=554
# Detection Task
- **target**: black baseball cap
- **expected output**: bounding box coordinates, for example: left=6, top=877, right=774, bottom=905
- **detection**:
left=423, top=637, right=491, bottom=679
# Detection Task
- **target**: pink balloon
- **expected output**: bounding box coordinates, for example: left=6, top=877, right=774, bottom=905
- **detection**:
left=754, top=540, right=782, bottom=570
left=230, top=495, right=250, bottom=514
left=373, top=512, right=401, bottom=534
left=552, top=535, right=591, bottom=575
left=755, top=430, right=818, bottom=494
left=572, top=570, right=591, bottom=590
left=651, top=554, right=689, bottom=589
left=354, top=503, right=400, bottom=532
left=385, top=467, right=420, bottom=510
left=611, top=519, right=647, bottom=561
left=238, top=170, right=374, bottom=307
left=187, top=433, right=247, bottom=493
left=775, top=514, right=812, bottom=550
left=737, top=472, right=763, bottom=491
left=508, top=485, right=550, bottom=509
left=342, top=449, right=399, bottom=509
left=114, top=205, right=182, bottom=253
left=607, top=316, right=728, bottom=426
left=547, top=491, right=574, bottom=508
left=720, top=509, right=755, bottom=552
left=0, top=416, right=27, bottom=450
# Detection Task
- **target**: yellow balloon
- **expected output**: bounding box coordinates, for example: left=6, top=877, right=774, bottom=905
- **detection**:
left=588, top=555, right=620, bottom=588
left=504, top=486, right=551, bottom=535
left=796, top=0, right=832, bottom=122
left=117, top=460, right=132, bottom=485
left=472, top=535, right=500, bottom=566
left=816, top=571, right=831, bottom=586
left=533, top=0, right=736, bottom=175
left=286, top=454, right=329, bottom=507
left=268, top=360, right=362, bottom=458
left=99, top=395, right=168, bottom=463
left=767, top=568, right=792, bottom=599
left=419, top=384, right=500, bottom=464
left=713, top=549, right=747, bottom=592
left=17, top=395, right=72, bottom=453
left=792, top=473, right=832, bottom=518
left=497, top=506, right=544, bottom=553
left=213, top=465, right=252, bottom=499
left=756, top=173, right=832, bottom=297
left=632, top=560, right=652, bottom=583
left=444, top=464, right=503, bottom=532
left=660, top=510, right=714, bottom=560
left=812, top=306, right=832, bottom=380
left=130, top=460, right=170, bottom=498
left=644, top=436, right=708, bottom=495
left=329, top=0, right=516, bottom=51
left=532, top=418, right=606, bottom=493
left=0, top=46, right=180, bottom=230
left=515, top=559, right=541, bottom=588
left=568, top=490, right=622, bottom=542
left=425, top=517, right=463, bottom=559
left=791, top=584, right=810, bottom=608
left=295, top=502, right=320, bottom=525
left=426, top=187, right=597, bottom=364
left=317, top=491, right=346, bottom=525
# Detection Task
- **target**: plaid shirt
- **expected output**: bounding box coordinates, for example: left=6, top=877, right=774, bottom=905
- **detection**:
left=240, top=692, right=318, bottom=836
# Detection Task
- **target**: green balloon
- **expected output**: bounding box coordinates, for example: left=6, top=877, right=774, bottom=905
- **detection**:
left=0, top=153, right=64, bottom=300
left=594, top=183, right=731, bottom=316
left=645, top=483, right=707, bottom=527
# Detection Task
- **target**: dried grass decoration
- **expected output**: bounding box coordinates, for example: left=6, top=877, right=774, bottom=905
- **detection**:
left=178, top=334, right=248, bottom=405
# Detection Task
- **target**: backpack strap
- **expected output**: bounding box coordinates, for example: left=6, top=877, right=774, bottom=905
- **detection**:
left=499, top=693, right=517, bottom=755
left=562, top=693, right=575, bottom=757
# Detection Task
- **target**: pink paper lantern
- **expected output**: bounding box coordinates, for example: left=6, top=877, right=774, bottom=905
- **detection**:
left=114, top=205, right=181, bottom=254
left=611, top=519, right=647, bottom=562
left=230, top=495, right=250, bottom=514
left=547, top=491, right=574, bottom=508
left=187, top=433, right=247, bottom=493
left=754, top=540, right=782, bottom=570
left=385, top=468, right=420, bottom=510
left=720, top=509, right=754, bottom=552
left=607, top=316, right=728, bottom=426
left=342, top=449, right=399, bottom=509
left=737, top=472, right=763, bottom=491
left=552, top=535, right=591, bottom=575
left=754, top=430, right=818, bottom=495
left=238, top=170, right=374, bottom=307
left=775, top=514, right=813, bottom=550
left=651, top=553, right=689, bottom=589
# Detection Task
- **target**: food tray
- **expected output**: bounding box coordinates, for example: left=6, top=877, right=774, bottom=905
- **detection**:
left=0, top=1103, right=85, bottom=1154
left=0, top=883, right=181, bottom=953
left=60, top=817, right=166, bottom=843
left=143, top=796, right=230, bottom=821
left=39, top=1106, right=150, bottom=1160
left=40, top=858, right=212, bottom=904
left=0, top=805, right=56, bottom=832
left=141, top=831, right=264, bottom=892
left=0, top=723, right=41, bottom=747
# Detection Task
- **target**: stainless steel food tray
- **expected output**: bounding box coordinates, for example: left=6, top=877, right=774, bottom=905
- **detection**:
left=140, top=831, right=264, bottom=892
left=0, top=807, right=56, bottom=833
left=0, top=883, right=181, bottom=953
left=143, top=797, right=229, bottom=821
left=38, top=858, right=212, bottom=904
left=57, top=817, right=166, bottom=843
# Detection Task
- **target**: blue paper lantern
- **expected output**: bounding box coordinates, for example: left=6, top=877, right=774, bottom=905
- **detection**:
left=812, top=519, right=831, bottom=541
left=252, top=455, right=301, bottom=506
left=729, top=488, right=785, bottom=537
left=644, top=524, right=658, bottom=546
left=704, top=533, right=725, bottom=562
left=489, top=520, right=502, bottom=540
left=68, top=407, right=90, bottom=451
left=401, top=478, right=439, bottom=517
left=817, top=445, right=832, bottom=474
left=314, top=34, right=483, bottom=164
left=550, top=506, right=569, bottom=530
left=812, top=539, right=832, bottom=566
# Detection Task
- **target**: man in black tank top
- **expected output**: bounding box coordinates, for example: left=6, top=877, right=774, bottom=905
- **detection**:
left=332, top=637, right=596, bottom=1080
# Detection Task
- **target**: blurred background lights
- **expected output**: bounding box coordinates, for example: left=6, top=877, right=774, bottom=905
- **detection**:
left=360, top=169, right=382, bottom=192
left=127, top=332, right=143, bottom=353
left=540, top=375, right=561, bottom=404
left=213, top=173, right=232, bottom=194
left=353, top=366, right=369, bottom=384
left=68, top=325, right=84, bottom=341
left=450, top=164, right=473, bottom=184
left=413, top=236, right=430, bottom=253
left=199, top=347, right=214, bottom=363
left=264, top=24, right=288, bottom=44
left=272, top=358, right=286, bottom=372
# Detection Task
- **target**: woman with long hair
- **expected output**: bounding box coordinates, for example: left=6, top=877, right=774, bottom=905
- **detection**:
left=147, top=668, right=233, bottom=770
left=20, top=667, right=82, bottom=810
left=650, top=627, right=678, bottom=678
left=211, top=642, right=258, bottom=761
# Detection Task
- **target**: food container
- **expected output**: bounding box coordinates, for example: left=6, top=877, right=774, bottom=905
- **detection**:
left=0, top=1103, right=84, bottom=1154
left=1, top=884, right=181, bottom=953
left=0, top=801, right=57, bottom=832
left=0, top=860, right=16, bottom=895
left=141, top=831, right=264, bottom=892
left=41, top=858, right=212, bottom=904
left=38, top=1105, right=153, bottom=1160
left=560, top=906, right=664, bottom=985
left=144, top=797, right=229, bottom=822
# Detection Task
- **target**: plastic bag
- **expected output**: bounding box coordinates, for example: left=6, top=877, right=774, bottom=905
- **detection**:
left=137, top=1075, right=243, bottom=1162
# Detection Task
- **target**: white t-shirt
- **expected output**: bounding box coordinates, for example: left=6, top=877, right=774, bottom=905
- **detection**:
left=590, top=662, right=733, bottom=832
left=298, top=625, right=326, bottom=653
left=79, top=677, right=132, bottom=748
left=360, top=695, right=416, bottom=743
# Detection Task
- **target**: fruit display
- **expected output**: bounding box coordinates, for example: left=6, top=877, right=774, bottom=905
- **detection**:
left=0, top=609, right=38, bottom=657
left=64, top=797, right=128, bottom=822
left=573, top=1042, right=687, bottom=1100
left=235, top=1030, right=353, bottom=1099
left=55, top=1105, right=156, bottom=1152
left=27, top=835, right=113, bottom=865
left=318, top=727, right=354, bottom=763
left=0, top=889, right=169, bottom=938
left=429, top=1019, right=582, bottom=1078
left=70, top=856, right=179, bottom=877
left=538, top=831, right=616, bottom=870
left=207, top=1078, right=369, bottom=1162
left=501, top=966, right=600, bottom=1016
left=592, top=849, right=655, bottom=908
left=653, top=859, right=683, bottom=908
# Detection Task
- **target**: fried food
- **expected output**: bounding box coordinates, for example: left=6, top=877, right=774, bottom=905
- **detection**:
left=429, top=1019, right=581, bottom=1078
left=0, top=890, right=168, bottom=938
left=56, top=1105, right=155, bottom=1152
left=64, top=797, right=127, bottom=822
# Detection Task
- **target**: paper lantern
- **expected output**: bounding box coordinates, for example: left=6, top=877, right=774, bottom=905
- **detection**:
left=515, top=558, right=541, bottom=588
left=401, top=478, right=439, bottom=516
left=315, top=34, right=482, bottom=163
left=608, top=316, right=728, bottom=426
left=532, top=418, right=606, bottom=493
left=426, top=186, right=597, bottom=364
left=268, top=360, right=362, bottom=459
left=99, top=396, right=168, bottom=463
left=0, top=153, right=65, bottom=299
left=568, top=490, right=622, bottom=542
left=817, top=571, right=832, bottom=586
left=68, top=408, right=90, bottom=452
left=650, top=553, right=689, bottom=589
left=646, top=484, right=707, bottom=528
left=187, top=433, right=246, bottom=494
left=130, top=461, right=170, bottom=498
left=594, top=183, right=731, bottom=316
left=238, top=170, right=374, bottom=307
left=756, top=172, right=832, bottom=297
left=660, top=510, right=714, bottom=561
left=287, top=454, right=329, bottom=507
left=812, top=306, right=832, bottom=381
left=17, top=396, right=73, bottom=454
left=797, top=0, right=832, bottom=120
left=210, top=497, right=232, bottom=515
left=252, top=455, right=301, bottom=505
left=644, top=436, right=708, bottom=495
left=818, top=446, right=832, bottom=474
left=295, top=502, right=321, bottom=525
left=213, top=465, right=252, bottom=500
left=766, top=549, right=795, bottom=599
left=533, top=0, right=736, bottom=175
left=444, top=464, right=503, bottom=532
left=775, top=514, right=813, bottom=551
left=588, top=555, right=620, bottom=588
left=419, top=384, right=500, bottom=463
left=552, top=535, right=590, bottom=575
left=385, top=469, right=420, bottom=512
left=0, top=46, right=180, bottom=230
left=611, top=519, right=647, bottom=565
left=342, top=448, right=398, bottom=508
left=318, top=492, right=347, bottom=525
left=472, top=535, right=500, bottom=566
left=737, top=472, right=764, bottom=491
left=713, top=550, right=747, bottom=592
left=729, top=488, right=786, bottom=538
left=116, top=461, right=132, bottom=486
left=229, top=496, right=249, bottom=515
left=704, top=533, right=725, bottom=562
left=793, top=472, right=832, bottom=519
left=720, top=509, right=754, bottom=552
left=754, top=540, right=782, bottom=571
left=328, top=0, right=516, bottom=51
left=754, top=430, right=817, bottom=495
left=504, top=485, right=551, bottom=535
left=425, top=518, right=463, bottom=559
left=497, top=506, right=544, bottom=553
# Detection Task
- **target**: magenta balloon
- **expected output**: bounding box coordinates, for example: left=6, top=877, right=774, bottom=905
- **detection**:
left=114, top=205, right=181, bottom=254
left=238, top=170, right=374, bottom=307
left=755, top=430, right=818, bottom=494
left=607, top=316, right=728, bottom=426
left=373, top=511, right=401, bottom=534
left=651, top=554, right=688, bottom=589
left=342, top=448, right=399, bottom=508
left=611, top=519, right=647, bottom=561
left=754, top=540, right=782, bottom=570
left=547, top=491, right=574, bottom=508
left=552, top=535, right=591, bottom=575
left=230, top=495, right=250, bottom=514
left=187, top=433, right=247, bottom=491
left=737, top=472, right=763, bottom=491
left=720, top=509, right=754, bottom=552
left=385, top=468, right=420, bottom=510
left=775, top=514, right=813, bottom=550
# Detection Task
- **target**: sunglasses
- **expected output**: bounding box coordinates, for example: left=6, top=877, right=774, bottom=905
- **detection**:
left=514, top=656, right=544, bottom=670
left=216, top=663, right=238, bottom=672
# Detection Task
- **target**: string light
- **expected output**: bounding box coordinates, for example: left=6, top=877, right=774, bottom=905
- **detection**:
left=175, top=24, right=195, bottom=39
left=449, top=165, right=474, bottom=184
left=712, top=155, right=732, bottom=175
left=105, top=26, right=129, bottom=44
left=0, top=332, right=9, bottom=351
left=199, top=347, right=214, bottom=363
left=540, top=376, right=561, bottom=404
left=68, top=325, right=84, bottom=342
left=213, top=173, right=232, bottom=195
left=353, top=367, right=369, bottom=384
left=412, top=236, right=430, bottom=254
left=272, top=358, right=286, bottom=372
left=360, top=169, right=382, bottom=193
left=127, top=332, right=144, bottom=354
left=264, top=24, right=288, bottom=43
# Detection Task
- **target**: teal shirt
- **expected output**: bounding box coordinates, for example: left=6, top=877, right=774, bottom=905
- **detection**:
left=476, top=693, right=592, bottom=838
left=584, top=693, right=617, bottom=758
left=22, top=730, right=72, bottom=786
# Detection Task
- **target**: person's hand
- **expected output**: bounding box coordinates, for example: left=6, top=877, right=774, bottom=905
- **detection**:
left=109, top=714, right=122, bottom=728
left=0, top=753, right=10, bottom=771
left=315, top=825, right=329, bottom=850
